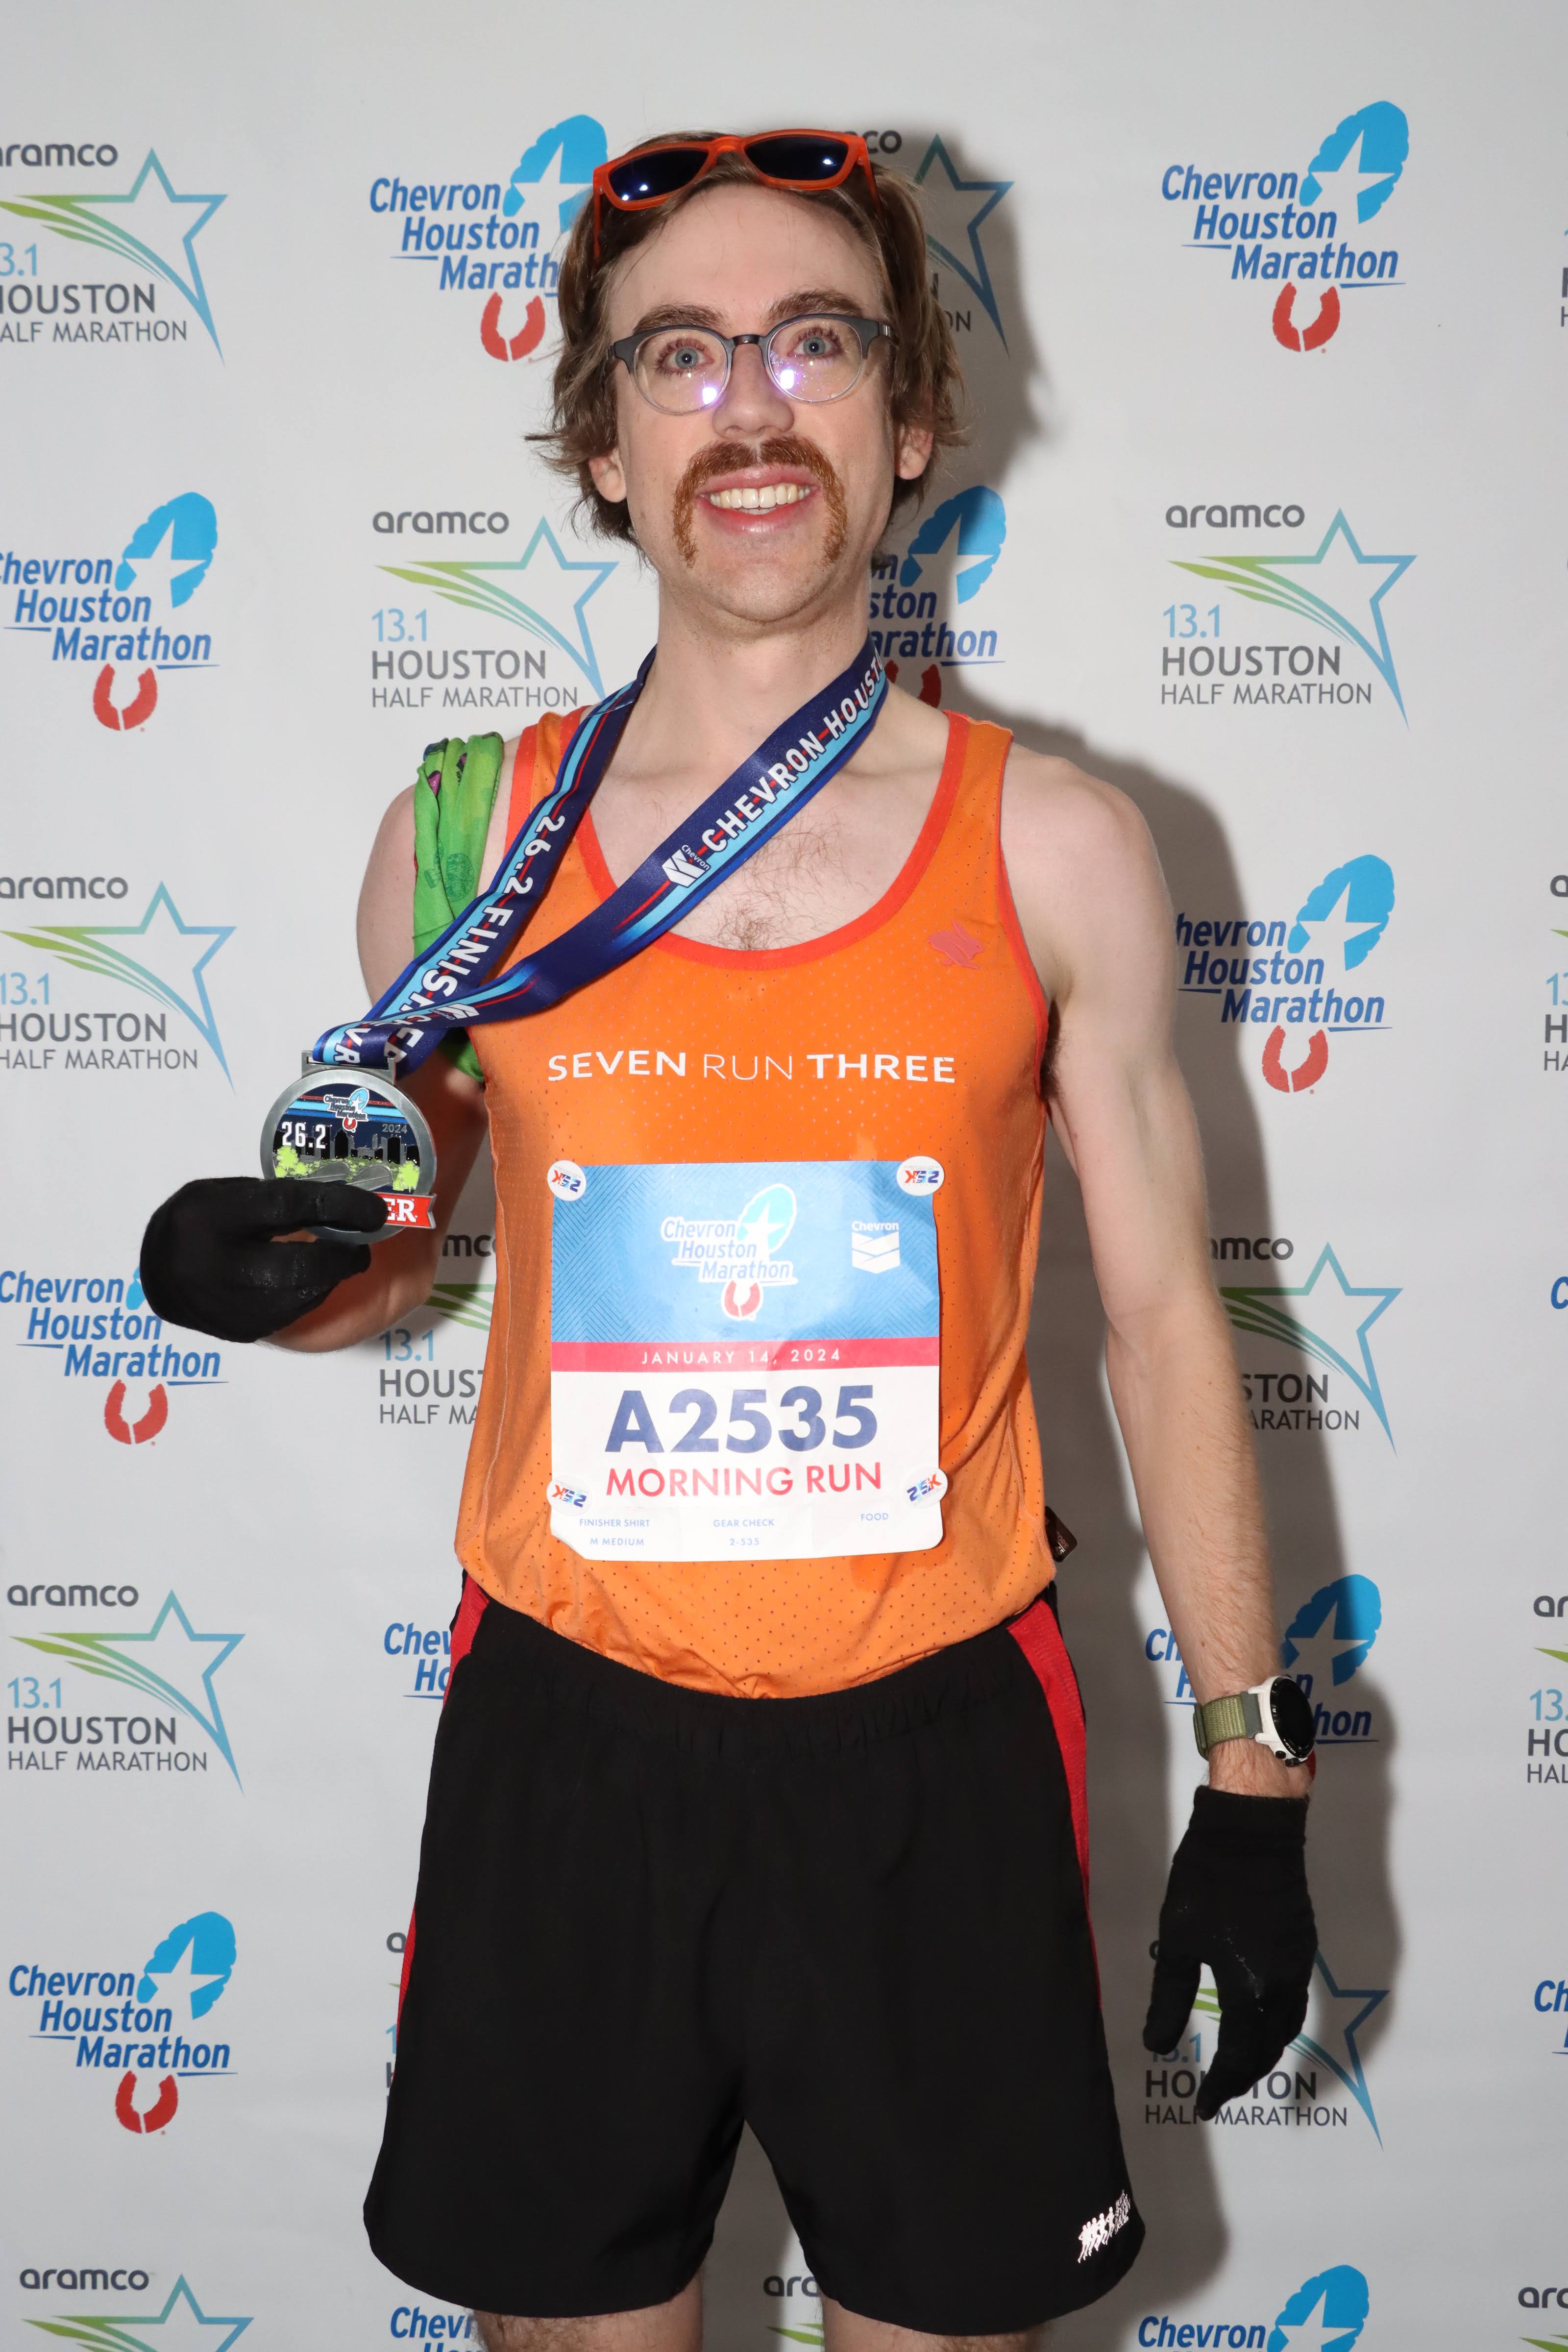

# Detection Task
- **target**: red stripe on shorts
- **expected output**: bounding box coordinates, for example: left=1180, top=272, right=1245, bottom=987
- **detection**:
left=1007, top=1591, right=1090, bottom=1904
left=397, top=1576, right=491, bottom=2022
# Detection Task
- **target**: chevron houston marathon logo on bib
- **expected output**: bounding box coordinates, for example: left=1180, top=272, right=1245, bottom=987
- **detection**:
left=1163, top=98, right=1409, bottom=350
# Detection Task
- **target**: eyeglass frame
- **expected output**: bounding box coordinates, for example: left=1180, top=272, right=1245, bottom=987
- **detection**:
left=609, top=313, right=894, bottom=414
left=591, top=131, right=882, bottom=263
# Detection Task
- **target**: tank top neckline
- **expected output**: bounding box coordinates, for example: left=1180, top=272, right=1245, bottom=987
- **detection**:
left=566, top=708, right=973, bottom=974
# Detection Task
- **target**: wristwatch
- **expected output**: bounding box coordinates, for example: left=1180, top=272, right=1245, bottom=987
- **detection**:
left=1192, top=1674, right=1315, bottom=1764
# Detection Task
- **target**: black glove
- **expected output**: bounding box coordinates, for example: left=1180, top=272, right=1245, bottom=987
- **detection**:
left=140, top=1177, right=388, bottom=1343
left=1143, top=1786, right=1315, bottom=2120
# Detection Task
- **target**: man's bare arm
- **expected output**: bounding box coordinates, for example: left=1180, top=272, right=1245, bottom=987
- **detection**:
left=269, top=783, right=497, bottom=1351
left=1003, top=752, right=1300, bottom=1797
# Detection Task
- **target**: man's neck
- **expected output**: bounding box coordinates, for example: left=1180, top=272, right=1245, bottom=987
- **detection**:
left=621, top=586, right=870, bottom=782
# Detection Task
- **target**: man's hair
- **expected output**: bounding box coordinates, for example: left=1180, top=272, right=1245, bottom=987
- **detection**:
left=537, top=136, right=967, bottom=543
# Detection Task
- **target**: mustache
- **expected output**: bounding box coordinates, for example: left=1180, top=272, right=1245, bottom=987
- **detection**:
left=672, top=436, right=849, bottom=565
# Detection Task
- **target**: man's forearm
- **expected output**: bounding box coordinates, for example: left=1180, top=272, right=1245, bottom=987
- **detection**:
left=1104, top=1282, right=1303, bottom=1796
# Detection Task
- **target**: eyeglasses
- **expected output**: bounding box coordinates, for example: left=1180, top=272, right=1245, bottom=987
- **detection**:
left=591, top=131, right=881, bottom=260
left=610, top=313, right=893, bottom=414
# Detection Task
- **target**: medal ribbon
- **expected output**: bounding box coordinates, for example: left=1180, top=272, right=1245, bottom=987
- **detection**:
left=311, top=637, right=887, bottom=1074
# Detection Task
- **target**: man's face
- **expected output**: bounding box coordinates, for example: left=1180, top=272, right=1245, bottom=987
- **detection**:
left=588, top=182, right=932, bottom=630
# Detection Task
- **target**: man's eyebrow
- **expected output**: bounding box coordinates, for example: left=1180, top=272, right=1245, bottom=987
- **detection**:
left=628, top=289, right=876, bottom=336
left=630, top=303, right=726, bottom=334
left=760, top=287, right=873, bottom=325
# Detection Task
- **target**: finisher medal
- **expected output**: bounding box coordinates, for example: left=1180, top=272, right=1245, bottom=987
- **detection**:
left=260, top=1061, right=437, bottom=1237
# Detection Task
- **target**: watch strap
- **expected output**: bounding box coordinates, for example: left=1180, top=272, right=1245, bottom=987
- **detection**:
left=1193, top=1688, right=1262, bottom=1757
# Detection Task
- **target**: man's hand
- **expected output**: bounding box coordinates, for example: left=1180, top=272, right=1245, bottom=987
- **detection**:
left=1143, top=1788, right=1315, bottom=2120
left=140, top=1177, right=388, bottom=1343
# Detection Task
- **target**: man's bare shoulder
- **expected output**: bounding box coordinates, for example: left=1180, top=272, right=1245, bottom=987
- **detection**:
left=998, top=742, right=1170, bottom=1007
left=1000, top=740, right=1151, bottom=870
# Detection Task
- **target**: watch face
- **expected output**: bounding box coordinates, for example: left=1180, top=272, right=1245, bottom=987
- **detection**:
left=1268, top=1676, right=1317, bottom=1761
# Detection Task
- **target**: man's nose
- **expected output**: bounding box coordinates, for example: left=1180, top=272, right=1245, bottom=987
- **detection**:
left=713, top=339, right=793, bottom=436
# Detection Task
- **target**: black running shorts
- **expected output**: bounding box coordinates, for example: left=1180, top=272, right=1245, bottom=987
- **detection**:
left=365, top=1581, right=1142, bottom=2334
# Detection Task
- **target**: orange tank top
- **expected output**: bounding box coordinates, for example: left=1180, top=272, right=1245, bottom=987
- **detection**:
left=454, top=706, right=1054, bottom=1697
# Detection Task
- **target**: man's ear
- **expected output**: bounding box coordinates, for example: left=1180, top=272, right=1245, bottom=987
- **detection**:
left=588, top=448, right=627, bottom=503
left=894, top=418, right=935, bottom=483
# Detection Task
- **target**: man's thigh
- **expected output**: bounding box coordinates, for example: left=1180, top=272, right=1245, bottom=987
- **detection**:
left=474, top=2277, right=702, bottom=2352
left=468, top=2278, right=1040, bottom=2352
left=822, top=2292, right=1042, bottom=2352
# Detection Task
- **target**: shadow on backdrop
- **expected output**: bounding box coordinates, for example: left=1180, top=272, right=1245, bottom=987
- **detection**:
left=952, top=696, right=1401, bottom=2341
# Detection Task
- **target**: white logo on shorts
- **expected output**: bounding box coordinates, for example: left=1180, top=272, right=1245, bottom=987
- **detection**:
left=1077, top=2190, right=1131, bottom=2265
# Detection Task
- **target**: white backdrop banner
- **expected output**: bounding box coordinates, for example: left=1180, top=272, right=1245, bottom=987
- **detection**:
left=2, top=3, right=1565, bottom=2348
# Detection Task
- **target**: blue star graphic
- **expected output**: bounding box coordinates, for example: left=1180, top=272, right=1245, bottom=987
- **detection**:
left=1173, top=510, right=1416, bottom=716
left=27, top=2271, right=250, bottom=2351
left=2, top=883, right=234, bottom=1079
left=912, top=136, right=1013, bottom=345
left=1291, top=1951, right=1388, bottom=2141
left=381, top=518, right=617, bottom=692
left=1221, top=1245, right=1401, bottom=1442
left=0, top=151, right=226, bottom=352
left=15, top=1592, right=244, bottom=1785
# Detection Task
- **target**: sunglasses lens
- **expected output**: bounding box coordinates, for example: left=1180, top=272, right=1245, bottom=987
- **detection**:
left=744, top=134, right=851, bottom=183
left=607, top=145, right=711, bottom=204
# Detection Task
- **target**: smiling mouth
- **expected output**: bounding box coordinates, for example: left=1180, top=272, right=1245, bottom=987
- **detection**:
left=703, top=483, right=814, bottom=513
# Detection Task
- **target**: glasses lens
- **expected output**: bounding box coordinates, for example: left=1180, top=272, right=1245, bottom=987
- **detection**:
left=744, top=134, right=850, bottom=183
left=607, top=145, right=711, bottom=204
left=767, top=314, right=867, bottom=402
left=635, top=325, right=730, bottom=412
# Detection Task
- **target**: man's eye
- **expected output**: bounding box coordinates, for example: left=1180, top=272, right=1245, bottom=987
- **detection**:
left=782, top=322, right=847, bottom=359
left=652, top=338, right=715, bottom=373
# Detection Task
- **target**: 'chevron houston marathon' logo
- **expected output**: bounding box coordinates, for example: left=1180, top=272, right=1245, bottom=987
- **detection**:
left=1137, top=2263, right=1372, bottom=2349
left=0, top=146, right=226, bottom=351
left=1163, top=96, right=1408, bottom=352
left=2, top=491, right=220, bottom=731
left=1177, top=853, right=1395, bottom=1098
left=10, top=1909, right=237, bottom=2137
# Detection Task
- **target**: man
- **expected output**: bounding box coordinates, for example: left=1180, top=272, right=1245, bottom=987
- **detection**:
left=141, top=132, right=1315, bottom=2352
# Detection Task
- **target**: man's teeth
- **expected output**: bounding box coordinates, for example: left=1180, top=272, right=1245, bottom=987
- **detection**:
left=705, top=483, right=812, bottom=512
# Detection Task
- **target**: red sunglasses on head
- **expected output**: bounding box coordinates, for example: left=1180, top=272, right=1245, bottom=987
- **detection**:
left=591, top=130, right=882, bottom=260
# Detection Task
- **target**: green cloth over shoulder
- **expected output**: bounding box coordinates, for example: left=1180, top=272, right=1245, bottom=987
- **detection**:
left=410, top=732, right=507, bottom=1084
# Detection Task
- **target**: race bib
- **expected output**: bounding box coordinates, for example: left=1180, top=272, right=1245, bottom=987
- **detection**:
left=548, top=1158, right=945, bottom=1562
